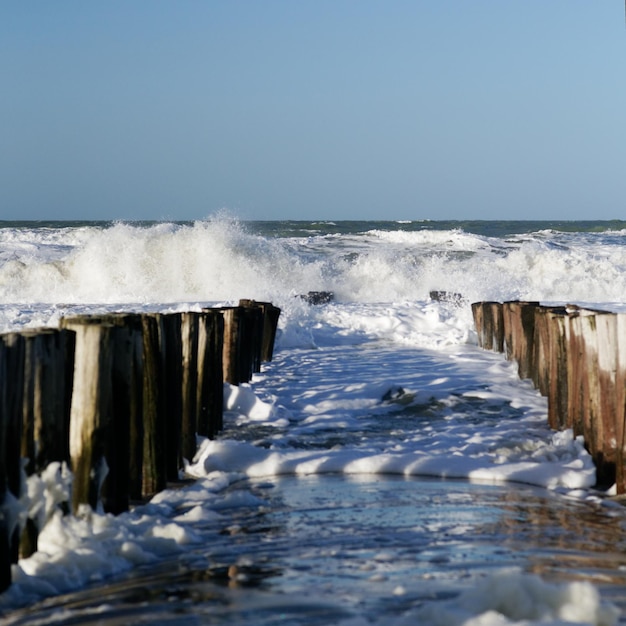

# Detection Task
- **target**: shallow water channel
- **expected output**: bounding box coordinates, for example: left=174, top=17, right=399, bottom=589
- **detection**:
left=4, top=475, right=626, bottom=625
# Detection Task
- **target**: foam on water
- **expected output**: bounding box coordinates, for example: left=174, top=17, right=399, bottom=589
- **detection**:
left=411, top=570, right=620, bottom=626
left=2, top=218, right=626, bottom=318
left=0, top=219, right=302, bottom=306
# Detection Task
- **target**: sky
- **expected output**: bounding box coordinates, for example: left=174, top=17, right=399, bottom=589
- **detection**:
left=2, top=1, right=626, bottom=222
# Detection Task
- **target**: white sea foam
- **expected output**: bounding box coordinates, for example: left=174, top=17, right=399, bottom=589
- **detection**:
left=409, top=570, right=620, bottom=626
left=2, top=218, right=626, bottom=321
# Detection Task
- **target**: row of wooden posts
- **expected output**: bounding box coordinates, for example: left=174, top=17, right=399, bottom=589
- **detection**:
left=0, top=300, right=280, bottom=592
left=472, top=300, right=626, bottom=494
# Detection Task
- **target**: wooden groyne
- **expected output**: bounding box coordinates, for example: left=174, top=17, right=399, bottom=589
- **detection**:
left=472, top=301, right=626, bottom=493
left=0, top=300, right=280, bottom=592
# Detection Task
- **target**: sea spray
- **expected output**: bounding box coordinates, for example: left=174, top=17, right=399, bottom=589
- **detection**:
left=3, top=218, right=626, bottom=317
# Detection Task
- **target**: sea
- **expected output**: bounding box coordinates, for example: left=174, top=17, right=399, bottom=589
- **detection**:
left=1, top=217, right=626, bottom=625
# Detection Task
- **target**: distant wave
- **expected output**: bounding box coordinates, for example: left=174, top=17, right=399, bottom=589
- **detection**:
left=1, top=218, right=626, bottom=311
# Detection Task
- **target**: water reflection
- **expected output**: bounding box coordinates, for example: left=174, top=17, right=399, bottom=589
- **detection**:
left=478, top=487, right=626, bottom=585
left=4, top=475, right=626, bottom=624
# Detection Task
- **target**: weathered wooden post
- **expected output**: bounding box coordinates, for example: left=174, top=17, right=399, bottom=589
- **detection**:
left=570, top=311, right=599, bottom=469
left=0, top=340, right=12, bottom=593
left=502, top=301, right=540, bottom=380
left=225, top=302, right=273, bottom=384
left=471, top=301, right=504, bottom=352
left=260, top=303, right=281, bottom=362
left=0, top=337, right=9, bottom=593
left=158, top=313, right=184, bottom=482
left=238, top=299, right=282, bottom=365
left=222, top=307, right=243, bottom=385
left=180, top=312, right=199, bottom=463
left=242, top=304, right=263, bottom=380
left=615, top=314, right=626, bottom=493
left=2, top=334, right=25, bottom=515
left=123, top=319, right=144, bottom=506
left=532, top=306, right=567, bottom=397
left=140, top=314, right=167, bottom=498
left=565, top=309, right=602, bottom=469
left=546, top=307, right=571, bottom=431
left=21, top=329, right=75, bottom=474
left=471, top=302, right=486, bottom=349
left=532, top=307, right=549, bottom=395
left=108, top=318, right=142, bottom=512
left=593, top=311, right=620, bottom=488
left=20, top=328, right=75, bottom=557
left=0, top=333, right=25, bottom=592
left=62, top=315, right=143, bottom=515
left=197, top=309, right=225, bottom=439
left=64, top=321, right=114, bottom=514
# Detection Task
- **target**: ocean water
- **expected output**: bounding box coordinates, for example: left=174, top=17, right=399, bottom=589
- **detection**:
left=2, top=218, right=626, bottom=624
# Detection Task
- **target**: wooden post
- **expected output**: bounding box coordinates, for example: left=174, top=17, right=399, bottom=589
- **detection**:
left=180, top=312, right=199, bottom=463
left=261, top=303, right=281, bottom=362
left=123, top=320, right=144, bottom=505
left=21, top=329, right=75, bottom=473
left=19, top=328, right=75, bottom=558
left=565, top=309, right=607, bottom=468
left=196, top=310, right=210, bottom=439
left=240, top=304, right=262, bottom=380
left=575, top=313, right=601, bottom=474
left=532, top=307, right=549, bottom=394
left=532, top=306, right=566, bottom=397
left=471, top=301, right=504, bottom=352
left=594, top=312, right=620, bottom=488
left=2, top=334, right=25, bottom=511
left=141, top=314, right=167, bottom=498
left=615, top=314, right=626, bottom=493
left=238, top=300, right=281, bottom=364
left=0, top=336, right=9, bottom=593
left=471, top=302, right=485, bottom=348
left=502, top=301, right=540, bottom=380
left=242, top=302, right=261, bottom=374
left=222, top=307, right=242, bottom=385
left=471, top=302, right=486, bottom=350
left=0, top=333, right=25, bottom=592
left=197, top=309, right=225, bottom=439
left=65, top=321, right=114, bottom=514
left=158, top=313, right=183, bottom=482
left=546, top=308, right=571, bottom=431
left=62, top=315, right=143, bottom=515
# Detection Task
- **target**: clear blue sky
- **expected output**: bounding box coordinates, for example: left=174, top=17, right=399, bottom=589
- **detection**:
left=2, top=1, right=625, bottom=221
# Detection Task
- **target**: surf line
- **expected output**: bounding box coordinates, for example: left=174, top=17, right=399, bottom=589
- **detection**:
left=0, top=300, right=280, bottom=592
left=472, top=300, right=625, bottom=494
